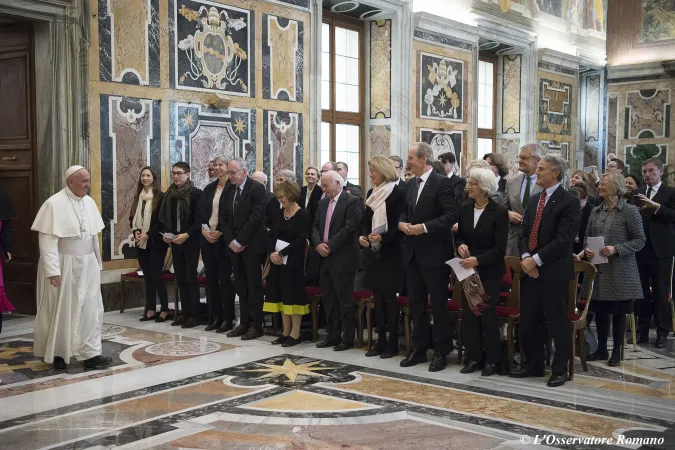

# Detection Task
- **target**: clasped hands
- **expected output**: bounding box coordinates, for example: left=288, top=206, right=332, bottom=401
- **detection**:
left=201, top=227, right=222, bottom=244
left=270, top=251, right=284, bottom=265
left=133, top=231, right=149, bottom=247
left=398, top=222, right=424, bottom=236
left=457, top=244, right=479, bottom=269
left=163, top=233, right=189, bottom=245
left=520, top=257, right=539, bottom=279
left=584, top=246, right=616, bottom=259
left=359, top=233, right=382, bottom=248
left=316, top=243, right=331, bottom=257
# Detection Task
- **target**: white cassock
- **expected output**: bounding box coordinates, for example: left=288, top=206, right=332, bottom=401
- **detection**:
left=31, top=187, right=105, bottom=363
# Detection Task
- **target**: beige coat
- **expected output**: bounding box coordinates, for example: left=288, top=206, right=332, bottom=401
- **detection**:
left=501, top=172, right=542, bottom=256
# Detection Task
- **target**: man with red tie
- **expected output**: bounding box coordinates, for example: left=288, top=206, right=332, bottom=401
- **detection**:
left=511, top=154, right=580, bottom=387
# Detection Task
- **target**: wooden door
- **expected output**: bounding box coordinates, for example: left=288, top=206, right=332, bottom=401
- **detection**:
left=0, top=25, right=37, bottom=314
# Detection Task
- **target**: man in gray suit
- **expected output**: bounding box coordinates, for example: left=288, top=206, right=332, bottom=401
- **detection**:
left=502, top=144, right=544, bottom=256
left=311, top=170, right=363, bottom=351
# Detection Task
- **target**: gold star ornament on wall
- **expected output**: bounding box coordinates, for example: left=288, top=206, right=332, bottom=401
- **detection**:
left=243, top=359, right=334, bottom=383
left=234, top=118, right=246, bottom=134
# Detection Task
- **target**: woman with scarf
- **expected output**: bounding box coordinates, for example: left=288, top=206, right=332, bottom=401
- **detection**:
left=158, top=162, right=203, bottom=328
left=129, top=167, right=169, bottom=322
left=359, top=155, right=406, bottom=358
left=456, top=168, right=508, bottom=376
left=0, top=188, right=16, bottom=336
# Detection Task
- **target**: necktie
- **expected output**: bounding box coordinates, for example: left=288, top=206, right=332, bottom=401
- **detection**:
left=412, top=177, right=422, bottom=208
left=528, top=191, right=547, bottom=252
left=233, top=186, right=241, bottom=213
left=523, top=176, right=531, bottom=207
left=323, top=199, right=335, bottom=243
left=647, top=187, right=653, bottom=199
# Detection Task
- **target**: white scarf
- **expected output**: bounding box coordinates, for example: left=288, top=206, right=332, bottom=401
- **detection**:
left=133, top=189, right=154, bottom=249
left=365, top=181, right=395, bottom=238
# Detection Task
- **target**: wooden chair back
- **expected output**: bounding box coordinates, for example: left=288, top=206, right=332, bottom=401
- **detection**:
left=163, top=247, right=173, bottom=273
left=504, top=256, right=522, bottom=309
left=570, top=260, right=596, bottom=321
left=262, top=255, right=271, bottom=282
left=303, top=239, right=310, bottom=276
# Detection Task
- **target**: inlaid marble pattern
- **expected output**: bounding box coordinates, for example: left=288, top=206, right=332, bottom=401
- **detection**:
left=608, top=92, right=619, bottom=157
left=625, top=89, right=671, bottom=139
left=540, top=140, right=571, bottom=162
left=419, top=52, right=464, bottom=122
left=413, top=29, right=474, bottom=52
left=370, top=125, right=391, bottom=157
left=169, top=102, right=255, bottom=189
left=642, top=0, right=675, bottom=43
left=169, top=0, right=253, bottom=96
left=98, top=0, right=161, bottom=86
left=502, top=54, right=521, bottom=134
left=100, top=95, right=161, bottom=261
left=370, top=19, right=391, bottom=119
left=585, top=75, right=600, bottom=141
left=539, top=78, right=572, bottom=136
left=263, top=110, right=303, bottom=190
left=625, top=144, right=668, bottom=174
left=262, top=14, right=303, bottom=102
left=419, top=128, right=462, bottom=174
left=501, top=138, right=521, bottom=175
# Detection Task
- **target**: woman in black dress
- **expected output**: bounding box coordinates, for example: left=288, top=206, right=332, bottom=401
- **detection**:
left=263, top=180, right=311, bottom=347
left=359, top=155, right=405, bottom=358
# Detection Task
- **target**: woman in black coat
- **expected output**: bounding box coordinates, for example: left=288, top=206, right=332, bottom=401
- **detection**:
left=129, top=166, right=169, bottom=322
left=569, top=183, right=594, bottom=257
left=359, top=155, right=406, bottom=358
left=456, top=168, right=509, bottom=376
left=0, top=188, right=15, bottom=333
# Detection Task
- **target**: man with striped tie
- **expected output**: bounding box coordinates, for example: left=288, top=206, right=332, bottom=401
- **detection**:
left=511, top=154, right=580, bottom=388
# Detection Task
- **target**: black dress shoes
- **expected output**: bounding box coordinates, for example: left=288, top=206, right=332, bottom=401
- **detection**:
left=83, top=355, right=113, bottom=369
left=181, top=317, right=198, bottom=329
left=271, top=335, right=288, bottom=345
left=140, top=313, right=156, bottom=322
left=53, top=357, right=67, bottom=370
left=333, top=343, right=353, bottom=351
left=608, top=349, right=621, bottom=367
left=216, top=321, right=234, bottom=333
left=481, top=363, right=497, bottom=377
left=460, top=360, right=484, bottom=374
left=365, top=348, right=381, bottom=357
left=589, top=350, right=609, bottom=361
left=655, top=335, right=667, bottom=348
left=400, top=349, right=428, bottom=367
left=428, top=352, right=447, bottom=372
left=509, top=365, right=545, bottom=378
left=547, top=372, right=567, bottom=387
left=637, top=334, right=649, bottom=344
left=205, top=320, right=222, bottom=332
left=282, top=336, right=301, bottom=348
left=227, top=324, right=248, bottom=338
left=241, top=328, right=262, bottom=341
left=316, top=339, right=340, bottom=348
left=170, top=315, right=185, bottom=327
left=380, top=349, right=398, bottom=359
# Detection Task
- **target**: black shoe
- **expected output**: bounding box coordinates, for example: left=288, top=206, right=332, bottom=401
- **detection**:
left=400, top=349, right=428, bottom=367
left=83, top=355, right=113, bottom=370
left=272, top=335, right=288, bottom=345
left=636, top=334, right=649, bottom=344
left=655, top=335, right=667, bottom=348
left=170, top=315, right=185, bottom=327
left=140, top=313, right=156, bottom=322
left=241, top=328, right=262, bottom=341
left=155, top=313, right=169, bottom=323
left=509, top=365, right=545, bottom=378
left=547, top=372, right=567, bottom=387
left=316, top=339, right=340, bottom=348
left=365, top=348, right=381, bottom=357
left=205, top=320, right=222, bottom=332
left=216, top=321, right=234, bottom=333
left=481, top=363, right=497, bottom=377
left=227, top=324, right=248, bottom=338
left=282, top=336, right=301, bottom=348
left=428, top=352, right=447, bottom=372
left=589, top=350, right=609, bottom=361
left=608, top=349, right=621, bottom=367
left=334, top=343, right=353, bottom=351
left=460, top=360, right=484, bottom=374
left=380, top=349, right=398, bottom=359
left=181, top=317, right=198, bottom=329
left=53, top=357, right=67, bottom=370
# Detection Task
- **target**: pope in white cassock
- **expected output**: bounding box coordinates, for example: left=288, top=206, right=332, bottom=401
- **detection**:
left=31, top=166, right=113, bottom=370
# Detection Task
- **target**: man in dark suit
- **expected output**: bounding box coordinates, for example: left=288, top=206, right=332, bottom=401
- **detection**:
left=399, top=143, right=459, bottom=372
left=438, top=152, right=466, bottom=202
left=219, top=158, right=268, bottom=340
left=635, top=157, right=675, bottom=348
left=511, top=154, right=580, bottom=387
left=251, top=171, right=279, bottom=230
left=337, top=161, right=363, bottom=194
left=300, top=166, right=322, bottom=227
left=311, top=170, right=362, bottom=351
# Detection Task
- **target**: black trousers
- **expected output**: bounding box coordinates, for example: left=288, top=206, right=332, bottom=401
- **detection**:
left=374, top=289, right=399, bottom=352
left=637, top=253, right=672, bottom=337
left=520, top=277, right=570, bottom=374
left=595, top=313, right=626, bottom=353
left=171, top=243, right=200, bottom=319
left=461, top=274, right=501, bottom=364
left=319, top=265, right=356, bottom=345
left=137, top=246, right=169, bottom=313
left=229, top=248, right=265, bottom=331
left=407, top=257, right=452, bottom=354
left=202, top=240, right=235, bottom=324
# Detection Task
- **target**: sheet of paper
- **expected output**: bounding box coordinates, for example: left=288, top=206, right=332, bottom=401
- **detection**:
left=202, top=224, right=211, bottom=232
left=275, top=239, right=290, bottom=265
left=161, top=232, right=177, bottom=241
left=587, top=236, right=608, bottom=265
left=371, top=223, right=387, bottom=235
left=446, top=257, right=475, bottom=282
left=136, top=270, right=144, bottom=277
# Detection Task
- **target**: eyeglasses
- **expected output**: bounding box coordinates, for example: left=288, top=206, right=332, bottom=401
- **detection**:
left=606, top=163, right=618, bottom=169
left=227, top=169, right=242, bottom=176
left=171, top=171, right=186, bottom=176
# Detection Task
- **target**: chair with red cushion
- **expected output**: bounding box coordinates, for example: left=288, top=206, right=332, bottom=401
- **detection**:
left=352, top=290, right=374, bottom=347
left=567, top=260, right=596, bottom=380
left=499, top=268, right=513, bottom=305
left=120, top=249, right=178, bottom=314
left=397, top=295, right=411, bottom=352
left=497, top=256, right=524, bottom=372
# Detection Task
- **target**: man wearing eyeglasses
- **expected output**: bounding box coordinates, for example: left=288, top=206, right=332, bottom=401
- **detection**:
left=389, top=156, right=406, bottom=187
left=158, top=162, right=203, bottom=328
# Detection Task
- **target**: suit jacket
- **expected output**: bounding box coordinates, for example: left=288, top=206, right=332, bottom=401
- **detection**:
left=518, top=186, right=580, bottom=282
left=129, top=190, right=169, bottom=251
left=311, top=192, right=362, bottom=273
left=455, top=199, right=508, bottom=280
left=300, top=184, right=322, bottom=227
left=636, top=184, right=675, bottom=259
left=263, top=190, right=280, bottom=230
left=161, top=188, right=203, bottom=249
left=503, top=172, right=542, bottom=256
left=497, top=177, right=507, bottom=194
left=345, top=181, right=363, bottom=196
left=396, top=178, right=407, bottom=189
left=196, top=180, right=231, bottom=247
left=218, top=177, right=267, bottom=254
left=399, top=170, right=459, bottom=266
left=447, top=174, right=467, bottom=202
left=573, top=200, right=594, bottom=255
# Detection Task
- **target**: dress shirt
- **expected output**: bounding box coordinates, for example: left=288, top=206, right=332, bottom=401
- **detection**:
left=305, top=185, right=317, bottom=208
left=521, top=182, right=560, bottom=266
left=520, top=173, right=538, bottom=203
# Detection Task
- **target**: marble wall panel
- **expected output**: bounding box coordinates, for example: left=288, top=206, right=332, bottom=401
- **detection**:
left=100, top=95, right=161, bottom=261
left=370, top=19, right=391, bottom=119
left=169, top=102, right=255, bottom=190
left=370, top=125, right=391, bottom=157
left=607, top=92, right=618, bottom=158
left=98, top=0, right=160, bottom=86
left=419, top=128, right=463, bottom=174
left=641, top=0, right=675, bottom=43
left=169, top=0, right=254, bottom=96
left=263, top=110, right=304, bottom=190
left=502, top=54, right=521, bottom=134
left=262, top=14, right=304, bottom=102
left=540, top=140, right=571, bottom=163
left=539, top=78, right=572, bottom=136
left=501, top=138, right=521, bottom=176
left=536, top=0, right=564, bottom=17
left=419, top=52, right=464, bottom=122
left=585, top=75, right=600, bottom=141
left=583, top=142, right=599, bottom=168
left=625, top=89, right=671, bottom=139
left=625, top=144, right=668, bottom=173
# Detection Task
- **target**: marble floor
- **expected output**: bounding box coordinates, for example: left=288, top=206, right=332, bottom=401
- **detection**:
left=1, top=310, right=674, bottom=450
